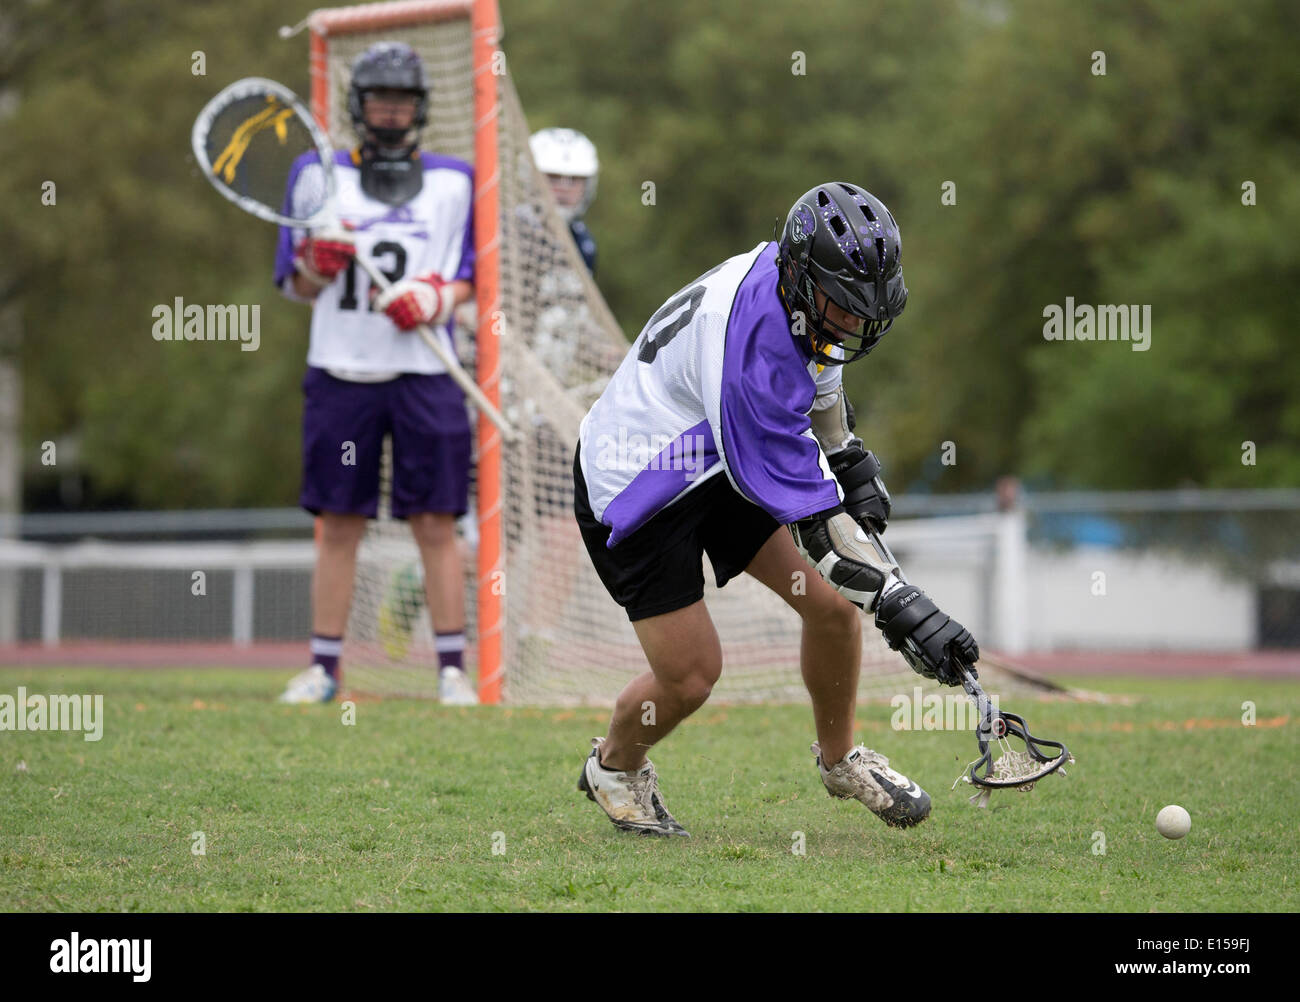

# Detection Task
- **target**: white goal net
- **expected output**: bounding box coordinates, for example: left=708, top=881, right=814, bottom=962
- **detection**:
left=306, top=0, right=1049, bottom=705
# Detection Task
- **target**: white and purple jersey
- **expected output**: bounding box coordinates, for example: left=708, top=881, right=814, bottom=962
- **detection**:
left=579, top=241, right=844, bottom=547
left=273, top=151, right=474, bottom=376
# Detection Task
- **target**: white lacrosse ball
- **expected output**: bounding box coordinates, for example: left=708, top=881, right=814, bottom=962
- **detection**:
left=1156, top=804, right=1191, bottom=839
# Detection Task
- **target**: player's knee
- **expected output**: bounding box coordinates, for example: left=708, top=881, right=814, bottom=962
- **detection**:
left=803, top=590, right=861, bottom=637
left=318, top=513, right=367, bottom=549
left=668, top=653, right=721, bottom=709
left=409, top=512, right=455, bottom=549
left=674, top=669, right=717, bottom=710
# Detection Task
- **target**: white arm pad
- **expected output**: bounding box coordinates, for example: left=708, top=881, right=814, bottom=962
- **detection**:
left=790, top=511, right=905, bottom=611
left=809, top=388, right=857, bottom=455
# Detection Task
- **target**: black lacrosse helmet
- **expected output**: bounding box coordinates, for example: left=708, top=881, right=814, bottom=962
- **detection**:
left=776, top=182, right=908, bottom=365
left=347, top=41, right=429, bottom=154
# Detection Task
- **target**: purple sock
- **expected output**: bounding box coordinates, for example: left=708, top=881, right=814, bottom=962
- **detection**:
left=435, top=630, right=465, bottom=674
left=310, top=634, right=343, bottom=680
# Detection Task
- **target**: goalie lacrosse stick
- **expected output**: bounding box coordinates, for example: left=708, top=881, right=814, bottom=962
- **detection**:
left=191, top=77, right=519, bottom=441
left=865, top=528, right=1072, bottom=803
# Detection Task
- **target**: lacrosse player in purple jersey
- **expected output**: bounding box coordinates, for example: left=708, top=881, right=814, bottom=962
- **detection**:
left=273, top=41, right=479, bottom=705
left=573, top=182, right=981, bottom=836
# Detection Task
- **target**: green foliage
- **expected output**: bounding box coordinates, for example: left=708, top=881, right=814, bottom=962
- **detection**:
left=4, top=0, right=310, bottom=507
left=4, top=0, right=1296, bottom=508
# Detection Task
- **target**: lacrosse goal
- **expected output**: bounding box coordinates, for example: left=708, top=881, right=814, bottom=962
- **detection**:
left=297, top=0, right=1041, bottom=705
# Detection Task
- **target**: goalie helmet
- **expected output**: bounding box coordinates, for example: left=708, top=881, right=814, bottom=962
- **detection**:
left=530, top=128, right=599, bottom=221
left=348, top=41, right=429, bottom=155
left=776, top=182, right=908, bottom=366
left=347, top=41, right=429, bottom=205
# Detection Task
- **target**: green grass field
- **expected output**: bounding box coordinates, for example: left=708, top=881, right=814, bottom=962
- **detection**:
left=1, top=668, right=1296, bottom=912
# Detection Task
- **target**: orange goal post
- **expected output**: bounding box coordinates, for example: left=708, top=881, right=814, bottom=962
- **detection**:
left=303, top=0, right=505, bottom=701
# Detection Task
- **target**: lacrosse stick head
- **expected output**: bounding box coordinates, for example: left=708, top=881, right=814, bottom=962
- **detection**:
left=191, top=77, right=338, bottom=231
left=956, top=665, right=1073, bottom=793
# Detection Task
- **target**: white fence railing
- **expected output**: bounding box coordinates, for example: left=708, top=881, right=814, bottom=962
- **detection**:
left=0, top=517, right=1021, bottom=648
left=0, top=538, right=315, bottom=647
left=2, top=488, right=1297, bottom=650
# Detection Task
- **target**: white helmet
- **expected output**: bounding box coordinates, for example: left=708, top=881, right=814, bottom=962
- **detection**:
left=530, top=127, right=599, bottom=221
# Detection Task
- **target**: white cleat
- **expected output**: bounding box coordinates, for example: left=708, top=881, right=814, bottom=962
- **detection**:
left=278, top=664, right=337, bottom=704
left=577, top=738, right=689, bottom=837
left=813, top=741, right=931, bottom=828
left=438, top=667, right=479, bottom=705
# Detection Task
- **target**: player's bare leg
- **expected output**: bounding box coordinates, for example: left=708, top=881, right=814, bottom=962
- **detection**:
left=281, top=512, right=366, bottom=703
left=312, top=513, right=368, bottom=634
left=409, top=511, right=475, bottom=704
left=742, top=527, right=860, bottom=766
left=745, top=526, right=931, bottom=827
left=599, top=600, right=723, bottom=771
left=408, top=512, right=465, bottom=633
left=578, top=601, right=718, bottom=836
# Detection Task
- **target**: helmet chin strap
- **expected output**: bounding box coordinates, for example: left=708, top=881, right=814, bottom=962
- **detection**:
left=803, top=277, right=846, bottom=360
left=811, top=328, right=834, bottom=360
left=362, top=124, right=417, bottom=158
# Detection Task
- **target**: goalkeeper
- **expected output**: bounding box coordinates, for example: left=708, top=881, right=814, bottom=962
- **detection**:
left=273, top=41, right=478, bottom=706
left=574, top=182, right=979, bottom=836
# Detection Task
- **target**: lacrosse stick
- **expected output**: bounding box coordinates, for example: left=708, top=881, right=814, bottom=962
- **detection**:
left=191, top=77, right=518, bottom=441
left=865, top=527, right=1073, bottom=805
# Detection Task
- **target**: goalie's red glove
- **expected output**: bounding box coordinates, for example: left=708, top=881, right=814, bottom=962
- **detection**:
left=293, top=225, right=356, bottom=287
left=373, top=273, right=456, bottom=331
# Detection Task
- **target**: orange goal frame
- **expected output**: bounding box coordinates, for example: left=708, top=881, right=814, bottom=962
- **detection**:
left=304, top=0, right=505, bottom=703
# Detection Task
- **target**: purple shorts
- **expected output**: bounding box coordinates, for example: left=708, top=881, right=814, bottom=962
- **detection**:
left=300, top=366, right=472, bottom=519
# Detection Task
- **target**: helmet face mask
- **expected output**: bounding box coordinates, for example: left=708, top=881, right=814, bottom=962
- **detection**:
left=802, top=279, right=891, bottom=362
left=776, top=183, right=908, bottom=366
left=359, top=89, right=422, bottom=152
left=543, top=174, right=590, bottom=222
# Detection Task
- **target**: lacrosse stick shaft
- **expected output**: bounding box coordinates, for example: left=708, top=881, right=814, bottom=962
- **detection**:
left=351, top=255, right=518, bottom=442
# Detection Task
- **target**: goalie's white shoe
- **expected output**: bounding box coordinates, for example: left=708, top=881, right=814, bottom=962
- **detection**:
left=438, top=667, right=479, bottom=706
left=813, top=741, right=931, bottom=828
left=278, top=664, right=337, bottom=704
left=577, top=738, right=689, bottom=837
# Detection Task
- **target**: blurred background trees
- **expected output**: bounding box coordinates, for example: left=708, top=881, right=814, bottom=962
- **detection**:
left=4, top=0, right=1297, bottom=511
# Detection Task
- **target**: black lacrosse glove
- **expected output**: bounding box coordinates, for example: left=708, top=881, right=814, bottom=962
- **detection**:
left=829, top=442, right=891, bottom=534
left=874, top=585, right=979, bottom=686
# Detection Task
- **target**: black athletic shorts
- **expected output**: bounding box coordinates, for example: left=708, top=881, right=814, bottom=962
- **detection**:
left=573, top=444, right=781, bottom=622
